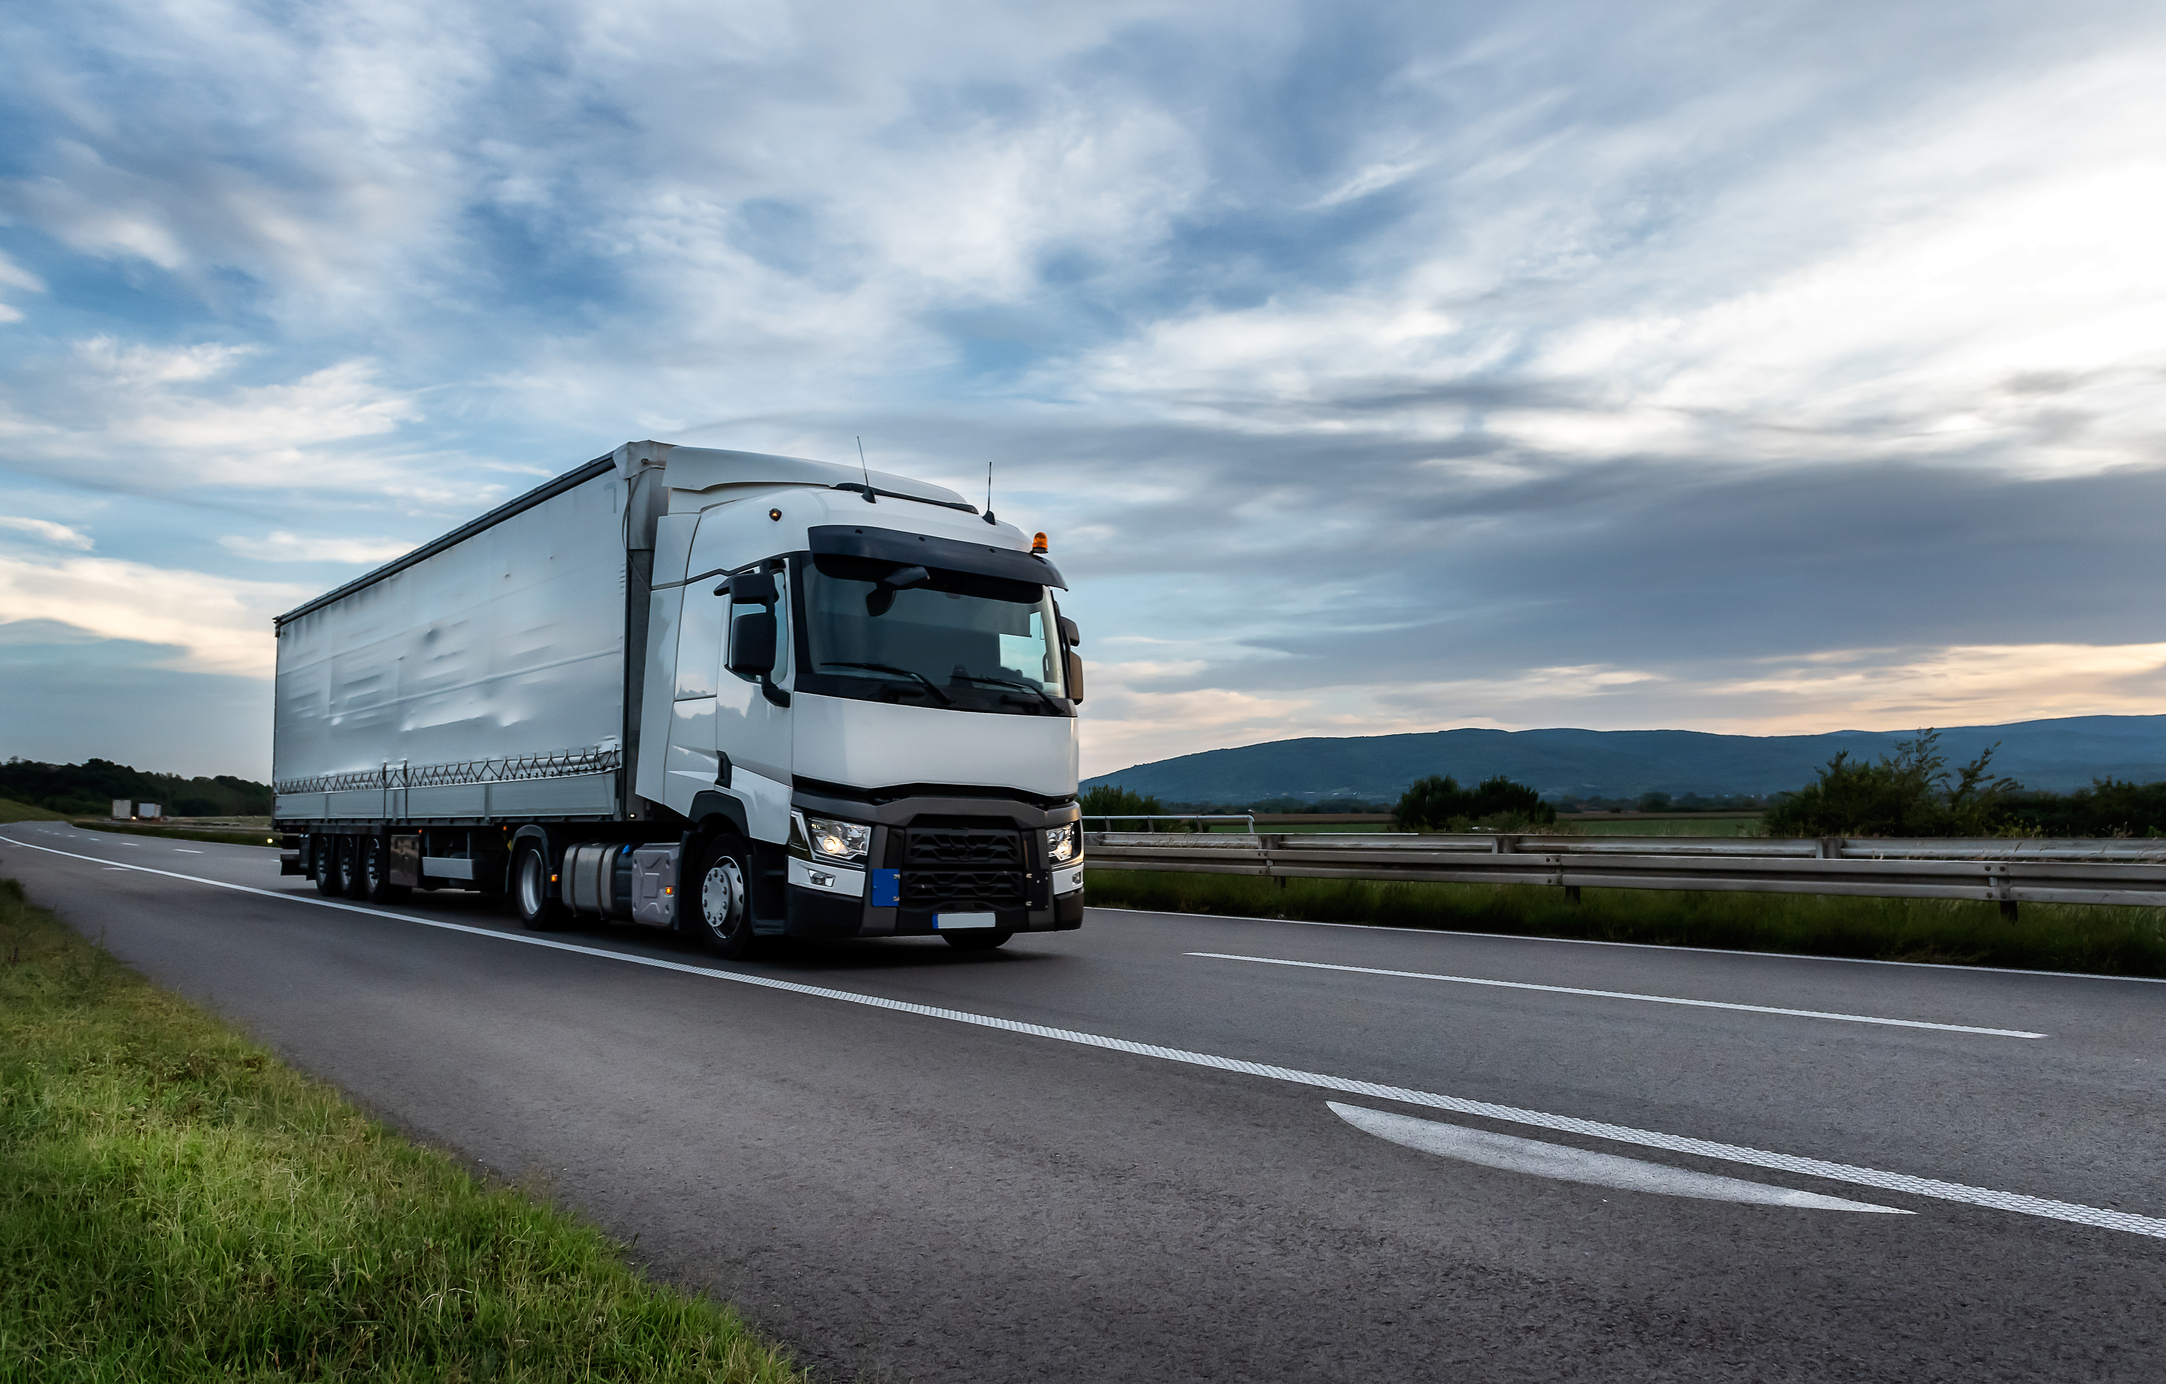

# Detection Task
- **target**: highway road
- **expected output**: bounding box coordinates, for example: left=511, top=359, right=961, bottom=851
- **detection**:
left=5, top=821, right=2162, bottom=1382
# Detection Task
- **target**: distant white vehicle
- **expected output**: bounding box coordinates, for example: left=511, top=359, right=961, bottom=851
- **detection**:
left=112, top=799, right=131, bottom=820
left=271, top=441, right=1086, bottom=956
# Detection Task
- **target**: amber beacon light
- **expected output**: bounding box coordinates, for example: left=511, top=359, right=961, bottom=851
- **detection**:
left=1031, top=531, right=1049, bottom=555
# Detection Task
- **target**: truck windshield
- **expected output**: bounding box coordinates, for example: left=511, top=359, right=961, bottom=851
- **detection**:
left=797, top=554, right=1069, bottom=716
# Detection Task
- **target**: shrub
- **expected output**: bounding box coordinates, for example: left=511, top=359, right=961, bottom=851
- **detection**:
left=1080, top=784, right=1163, bottom=821
left=2002, top=779, right=2166, bottom=838
left=1765, top=729, right=2016, bottom=837
left=1393, top=774, right=1557, bottom=831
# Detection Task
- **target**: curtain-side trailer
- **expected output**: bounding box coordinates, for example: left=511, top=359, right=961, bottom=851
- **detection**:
left=273, top=440, right=1086, bottom=957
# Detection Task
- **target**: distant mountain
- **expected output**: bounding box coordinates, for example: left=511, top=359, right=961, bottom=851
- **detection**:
left=1082, top=715, right=2166, bottom=803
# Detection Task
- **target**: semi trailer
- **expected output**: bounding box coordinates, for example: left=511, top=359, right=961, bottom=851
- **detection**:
left=272, top=440, right=1086, bottom=956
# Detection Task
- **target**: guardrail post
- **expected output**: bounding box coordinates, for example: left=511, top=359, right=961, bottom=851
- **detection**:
left=1564, top=885, right=1582, bottom=904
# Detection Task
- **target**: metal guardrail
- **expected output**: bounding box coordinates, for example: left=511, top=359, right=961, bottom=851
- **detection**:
left=1081, top=814, right=1257, bottom=832
left=1082, top=831, right=2166, bottom=912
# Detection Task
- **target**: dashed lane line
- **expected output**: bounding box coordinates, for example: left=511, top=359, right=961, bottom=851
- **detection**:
left=1186, top=951, right=2047, bottom=1038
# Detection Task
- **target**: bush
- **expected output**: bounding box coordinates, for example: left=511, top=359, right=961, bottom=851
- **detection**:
left=1393, top=774, right=1557, bottom=831
left=1765, top=729, right=2015, bottom=837
left=1080, top=784, right=1162, bottom=821
left=2002, top=779, right=2166, bottom=838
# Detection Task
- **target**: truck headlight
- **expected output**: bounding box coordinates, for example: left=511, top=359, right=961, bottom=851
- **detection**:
left=1046, top=822, right=1081, bottom=865
left=806, top=816, right=871, bottom=864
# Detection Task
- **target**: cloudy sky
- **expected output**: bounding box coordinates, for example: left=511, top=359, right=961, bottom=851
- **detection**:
left=3, top=0, right=2164, bottom=781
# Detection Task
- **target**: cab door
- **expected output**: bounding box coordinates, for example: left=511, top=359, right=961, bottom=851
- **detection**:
left=682, top=508, right=793, bottom=843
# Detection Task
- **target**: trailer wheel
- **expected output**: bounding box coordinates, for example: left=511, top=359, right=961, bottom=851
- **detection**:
left=331, top=837, right=362, bottom=898
left=312, top=837, right=342, bottom=897
left=943, top=929, right=1013, bottom=951
left=691, top=837, right=757, bottom=959
left=512, top=843, right=570, bottom=931
left=357, top=836, right=408, bottom=906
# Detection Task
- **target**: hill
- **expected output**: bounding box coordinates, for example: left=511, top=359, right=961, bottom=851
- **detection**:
left=0, top=797, right=66, bottom=824
left=1082, top=715, right=2166, bottom=804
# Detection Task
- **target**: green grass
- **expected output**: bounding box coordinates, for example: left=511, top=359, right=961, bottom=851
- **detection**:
left=1564, top=815, right=1763, bottom=837
left=70, top=820, right=282, bottom=848
left=1084, top=868, right=2166, bottom=977
left=0, top=878, right=806, bottom=1383
left=0, top=799, right=63, bottom=825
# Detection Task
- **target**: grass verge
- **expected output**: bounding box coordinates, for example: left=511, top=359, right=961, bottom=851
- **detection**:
left=0, top=877, right=805, bottom=1382
left=68, top=820, right=281, bottom=848
left=0, top=799, right=63, bottom=825
left=1085, top=868, right=2166, bottom=977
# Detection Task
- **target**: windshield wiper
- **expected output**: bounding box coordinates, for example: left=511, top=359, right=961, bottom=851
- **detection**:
left=819, top=661, right=954, bottom=706
left=952, top=672, right=1060, bottom=713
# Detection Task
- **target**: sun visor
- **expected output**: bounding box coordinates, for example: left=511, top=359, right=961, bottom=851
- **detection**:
left=809, top=524, right=1066, bottom=589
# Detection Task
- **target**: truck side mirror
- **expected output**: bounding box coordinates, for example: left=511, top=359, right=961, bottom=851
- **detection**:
left=728, top=610, right=777, bottom=676
left=1057, top=615, right=1080, bottom=648
left=1064, top=650, right=1085, bottom=703
left=726, top=570, right=779, bottom=605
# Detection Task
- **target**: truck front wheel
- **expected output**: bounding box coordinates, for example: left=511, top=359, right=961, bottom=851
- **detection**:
left=512, top=843, right=570, bottom=932
left=691, top=838, right=756, bottom=959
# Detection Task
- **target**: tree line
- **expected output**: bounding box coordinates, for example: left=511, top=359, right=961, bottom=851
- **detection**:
left=1086, top=729, right=2166, bottom=839
left=0, top=758, right=273, bottom=818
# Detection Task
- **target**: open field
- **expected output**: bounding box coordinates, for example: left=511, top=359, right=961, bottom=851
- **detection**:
left=1082, top=867, right=2166, bottom=977
left=0, top=876, right=805, bottom=1383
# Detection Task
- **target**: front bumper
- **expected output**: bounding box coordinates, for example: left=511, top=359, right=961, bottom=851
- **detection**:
left=778, top=789, right=1085, bottom=938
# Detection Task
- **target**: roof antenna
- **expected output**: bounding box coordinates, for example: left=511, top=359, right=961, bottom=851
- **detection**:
left=855, top=436, right=875, bottom=503
left=984, top=460, right=997, bottom=525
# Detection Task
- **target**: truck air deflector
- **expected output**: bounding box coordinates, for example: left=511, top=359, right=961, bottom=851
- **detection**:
left=808, top=525, right=1066, bottom=589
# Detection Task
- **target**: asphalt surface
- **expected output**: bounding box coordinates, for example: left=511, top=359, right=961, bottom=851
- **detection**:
left=5, top=821, right=2163, bottom=1382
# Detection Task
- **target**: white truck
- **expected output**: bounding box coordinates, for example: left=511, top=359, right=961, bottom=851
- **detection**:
left=272, top=440, right=1086, bottom=956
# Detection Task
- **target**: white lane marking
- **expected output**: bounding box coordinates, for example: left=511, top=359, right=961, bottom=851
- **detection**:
left=1327, top=1103, right=1909, bottom=1214
left=1112, top=907, right=2166, bottom=985
left=8, top=833, right=2165, bottom=1241
left=174, top=848, right=204, bottom=854
left=1187, top=952, right=2046, bottom=1038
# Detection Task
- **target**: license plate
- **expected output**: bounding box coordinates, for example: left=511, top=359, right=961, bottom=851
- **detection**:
left=933, top=911, right=998, bottom=930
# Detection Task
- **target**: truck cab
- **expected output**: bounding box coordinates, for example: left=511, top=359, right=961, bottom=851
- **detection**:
left=629, top=445, right=1084, bottom=954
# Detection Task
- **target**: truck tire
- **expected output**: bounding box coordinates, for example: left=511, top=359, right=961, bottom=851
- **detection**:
left=357, top=836, right=408, bottom=906
left=512, top=842, right=570, bottom=931
left=312, top=837, right=342, bottom=897
left=690, top=837, right=757, bottom=959
left=943, top=929, right=1013, bottom=951
left=331, top=837, right=362, bottom=898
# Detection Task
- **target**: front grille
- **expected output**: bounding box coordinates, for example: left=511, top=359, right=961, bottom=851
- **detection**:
left=903, top=826, right=1022, bottom=868
left=900, top=823, right=1025, bottom=911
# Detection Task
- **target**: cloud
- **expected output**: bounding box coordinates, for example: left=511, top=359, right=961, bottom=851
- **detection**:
left=218, top=531, right=415, bottom=564
left=0, top=551, right=305, bottom=675
left=7, top=0, right=2166, bottom=781
left=0, top=516, right=94, bottom=549
left=0, top=249, right=45, bottom=322
left=0, top=338, right=499, bottom=508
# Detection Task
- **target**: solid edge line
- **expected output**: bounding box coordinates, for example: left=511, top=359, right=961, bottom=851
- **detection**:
left=9, top=834, right=2162, bottom=1241
left=1085, top=904, right=2166, bottom=985
left=1184, top=952, right=2047, bottom=1037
